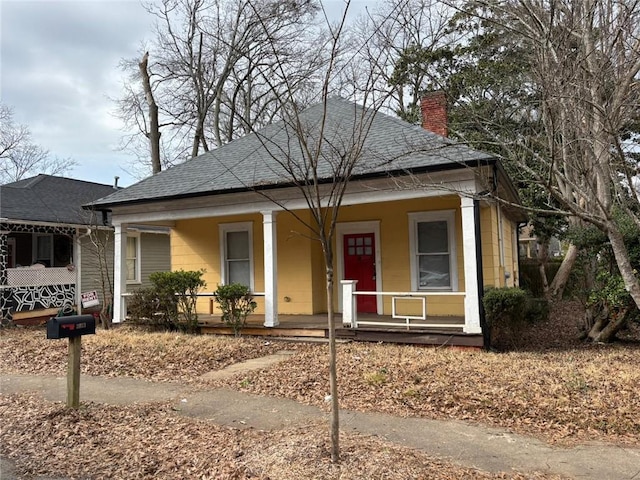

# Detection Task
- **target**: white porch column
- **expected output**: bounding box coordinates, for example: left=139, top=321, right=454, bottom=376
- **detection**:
left=340, top=280, right=358, bottom=328
left=460, top=196, right=482, bottom=334
left=113, top=223, right=128, bottom=323
left=262, top=211, right=279, bottom=327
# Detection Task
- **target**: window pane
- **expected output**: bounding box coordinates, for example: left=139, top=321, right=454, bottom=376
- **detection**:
left=227, top=231, right=249, bottom=260
left=348, top=238, right=355, bottom=246
left=228, top=260, right=250, bottom=286
left=126, top=237, right=138, bottom=281
left=127, top=237, right=137, bottom=258
left=126, top=259, right=136, bottom=281
left=364, top=237, right=372, bottom=246
left=417, top=221, right=448, bottom=254
left=348, top=247, right=355, bottom=255
left=356, top=237, right=363, bottom=246
left=418, top=254, right=450, bottom=287
left=36, top=236, right=52, bottom=264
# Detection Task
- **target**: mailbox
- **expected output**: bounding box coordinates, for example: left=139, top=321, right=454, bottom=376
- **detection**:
left=47, top=315, right=96, bottom=339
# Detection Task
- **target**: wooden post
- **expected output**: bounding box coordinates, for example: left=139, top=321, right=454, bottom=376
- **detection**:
left=67, top=336, right=81, bottom=408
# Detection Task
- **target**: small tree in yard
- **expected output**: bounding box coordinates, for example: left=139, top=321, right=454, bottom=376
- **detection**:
left=242, top=0, right=397, bottom=462
left=214, top=283, right=257, bottom=336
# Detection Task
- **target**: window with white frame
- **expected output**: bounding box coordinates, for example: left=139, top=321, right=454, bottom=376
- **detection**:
left=409, top=211, right=457, bottom=291
left=126, top=234, right=141, bottom=283
left=219, top=222, right=253, bottom=289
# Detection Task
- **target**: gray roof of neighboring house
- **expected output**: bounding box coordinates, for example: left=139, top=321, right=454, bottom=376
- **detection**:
left=91, top=97, right=495, bottom=209
left=1, top=174, right=118, bottom=225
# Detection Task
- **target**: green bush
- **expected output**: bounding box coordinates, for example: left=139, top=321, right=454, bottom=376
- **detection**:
left=483, top=287, right=548, bottom=350
left=128, top=270, right=206, bottom=333
left=214, top=283, right=257, bottom=336
left=150, top=270, right=206, bottom=333
left=127, top=288, right=159, bottom=326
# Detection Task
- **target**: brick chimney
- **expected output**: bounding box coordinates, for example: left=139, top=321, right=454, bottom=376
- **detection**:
left=420, top=91, right=448, bottom=137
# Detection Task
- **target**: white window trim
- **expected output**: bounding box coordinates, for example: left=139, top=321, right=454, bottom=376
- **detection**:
left=408, top=210, right=458, bottom=292
left=336, top=221, right=382, bottom=314
left=126, top=231, right=141, bottom=284
left=219, top=221, right=254, bottom=291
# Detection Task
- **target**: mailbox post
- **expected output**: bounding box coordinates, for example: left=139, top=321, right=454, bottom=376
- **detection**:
left=46, top=315, right=96, bottom=408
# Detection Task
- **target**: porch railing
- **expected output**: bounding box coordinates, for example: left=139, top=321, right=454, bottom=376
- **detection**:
left=340, top=280, right=465, bottom=330
left=7, top=267, right=76, bottom=287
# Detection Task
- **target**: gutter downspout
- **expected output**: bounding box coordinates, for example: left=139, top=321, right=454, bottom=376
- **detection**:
left=475, top=201, right=488, bottom=349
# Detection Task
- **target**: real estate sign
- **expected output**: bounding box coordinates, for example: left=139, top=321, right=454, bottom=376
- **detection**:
left=81, top=291, right=99, bottom=308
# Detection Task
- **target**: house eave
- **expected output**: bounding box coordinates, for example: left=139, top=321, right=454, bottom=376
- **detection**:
left=88, top=157, right=497, bottom=212
left=0, top=218, right=111, bottom=231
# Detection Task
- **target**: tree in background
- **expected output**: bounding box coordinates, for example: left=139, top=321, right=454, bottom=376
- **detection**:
left=0, top=104, right=76, bottom=184
left=117, top=0, right=322, bottom=176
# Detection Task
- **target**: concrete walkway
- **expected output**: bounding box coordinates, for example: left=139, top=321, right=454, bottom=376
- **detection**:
left=1, top=366, right=639, bottom=480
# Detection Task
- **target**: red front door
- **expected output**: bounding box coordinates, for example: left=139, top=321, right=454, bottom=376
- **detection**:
left=343, top=233, right=377, bottom=313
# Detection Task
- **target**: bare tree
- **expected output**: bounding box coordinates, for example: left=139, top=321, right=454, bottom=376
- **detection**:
left=470, top=0, right=640, bottom=340
left=346, top=0, right=458, bottom=120
left=237, top=0, right=396, bottom=461
left=0, top=104, right=77, bottom=184
left=116, top=0, right=322, bottom=174
left=139, top=52, right=162, bottom=174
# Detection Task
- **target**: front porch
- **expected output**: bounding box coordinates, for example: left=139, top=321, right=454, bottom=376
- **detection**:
left=199, top=312, right=483, bottom=347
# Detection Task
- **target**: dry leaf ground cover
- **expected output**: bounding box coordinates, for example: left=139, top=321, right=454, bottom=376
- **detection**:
left=1, top=301, right=639, bottom=452
left=0, top=393, right=564, bottom=480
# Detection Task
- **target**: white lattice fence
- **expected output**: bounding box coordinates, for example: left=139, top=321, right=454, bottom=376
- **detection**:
left=7, top=267, right=76, bottom=287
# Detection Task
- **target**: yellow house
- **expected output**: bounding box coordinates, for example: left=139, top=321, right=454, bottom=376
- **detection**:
left=91, top=96, right=523, bottom=346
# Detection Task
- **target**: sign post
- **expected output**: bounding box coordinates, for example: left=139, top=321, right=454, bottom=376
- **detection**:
left=46, top=315, right=96, bottom=409
left=67, top=336, right=82, bottom=408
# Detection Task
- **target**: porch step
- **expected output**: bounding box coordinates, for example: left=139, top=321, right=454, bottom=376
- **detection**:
left=337, top=329, right=483, bottom=348
left=10, top=308, right=59, bottom=325
left=200, top=326, right=327, bottom=338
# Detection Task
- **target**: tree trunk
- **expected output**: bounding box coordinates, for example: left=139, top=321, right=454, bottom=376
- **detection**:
left=547, top=243, right=578, bottom=300
left=607, top=222, right=640, bottom=311
left=588, top=309, right=628, bottom=343
left=326, top=264, right=340, bottom=463
left=537, top=240, right=549, bottom=296
left=139, top=52, right=162, bottom=174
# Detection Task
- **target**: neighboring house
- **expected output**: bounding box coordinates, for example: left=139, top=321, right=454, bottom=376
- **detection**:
left=518, top=224, right=563, bottom=259
left=0, top=175, right=170, bottom=324
left=90, top=95, right=524, bottom=344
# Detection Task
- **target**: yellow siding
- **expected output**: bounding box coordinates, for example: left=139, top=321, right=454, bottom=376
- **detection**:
left=480, top=205, right=501, bottom=288
left=275, top=211, right=316, bottom=314
left=310, top=231, right=327, bottom=313
left=172, top=214, right=264, bottom=313
left=169, top=195, right=513, bottom=317
left=334, top=196, right=464, bottom=316
left=172, top=211, right=321, bottom=315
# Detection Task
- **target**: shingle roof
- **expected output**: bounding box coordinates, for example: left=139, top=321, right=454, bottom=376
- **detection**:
left=91, top=97, right=494, bottom=208
left=1, top=174, right=117, bottom=225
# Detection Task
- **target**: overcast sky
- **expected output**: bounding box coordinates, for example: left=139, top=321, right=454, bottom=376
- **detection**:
left=1, top=0, right=156, bottom=187
left=1, top=0, right=370, bottom=188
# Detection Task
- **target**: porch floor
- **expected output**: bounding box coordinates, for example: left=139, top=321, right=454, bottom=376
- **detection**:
left=199, top=313, right=483, bottom=347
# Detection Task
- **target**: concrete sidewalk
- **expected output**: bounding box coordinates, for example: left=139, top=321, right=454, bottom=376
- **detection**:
left=1, top=372, right=639, bottom=480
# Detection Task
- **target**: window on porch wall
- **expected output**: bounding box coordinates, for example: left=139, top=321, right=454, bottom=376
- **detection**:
left=219, top=222, right=254, bottom=289
left=409, top=211, right=457, bottom=291
left=32, top=234, right=73, bottom=267
left=126, top=235, right=140, bottom=283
